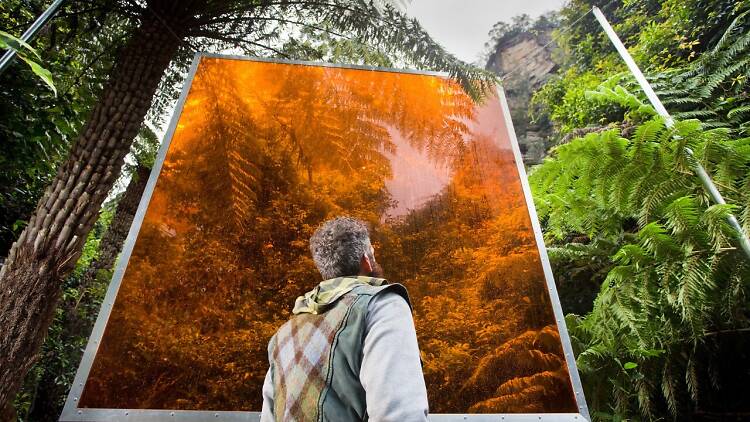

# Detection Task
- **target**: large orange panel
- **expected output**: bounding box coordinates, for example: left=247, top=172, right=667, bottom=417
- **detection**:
left=77, top=57, right=578, bottom=414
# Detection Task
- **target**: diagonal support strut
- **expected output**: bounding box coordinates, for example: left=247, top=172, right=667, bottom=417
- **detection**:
left=592, top=6, right=750, bottom=260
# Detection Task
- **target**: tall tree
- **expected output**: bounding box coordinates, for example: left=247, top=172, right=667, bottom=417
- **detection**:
left=1, top=0, right=128, bottom=257
left=17, top=126, right=160, bottom=422
left=0, top=0, right=494, bottom=412
left=25, top=163, right=150, bottom=422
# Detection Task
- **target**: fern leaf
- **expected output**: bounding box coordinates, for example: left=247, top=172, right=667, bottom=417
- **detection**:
left=727, top=105, right=750, bottom=120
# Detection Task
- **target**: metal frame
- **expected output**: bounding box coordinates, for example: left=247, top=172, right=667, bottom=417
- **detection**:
left=497, top=87, right=590, bottom=421
left=60, top=52, right=590, bottom=422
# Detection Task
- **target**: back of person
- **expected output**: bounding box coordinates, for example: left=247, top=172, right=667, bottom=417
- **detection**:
left=260, top=217, right=429, bottom=422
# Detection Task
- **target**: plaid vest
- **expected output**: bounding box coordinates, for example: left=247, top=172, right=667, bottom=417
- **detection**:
left=267, top=281, right=409, bottom=422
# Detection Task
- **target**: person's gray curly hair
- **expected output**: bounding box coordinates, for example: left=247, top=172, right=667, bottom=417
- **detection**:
left=309, top=216, right=374, bottom=279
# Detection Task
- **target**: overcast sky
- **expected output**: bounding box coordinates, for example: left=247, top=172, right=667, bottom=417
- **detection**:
left=406, top=0, right=567, bottom=64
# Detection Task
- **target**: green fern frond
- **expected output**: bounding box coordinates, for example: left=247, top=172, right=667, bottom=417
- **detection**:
left=712, top=27, right=750, bottom=68
left=661, top=363, right=680, bottom=415
left=699, top=121, right=733, bottom=129
left=698, top=57, right=750, bottom=97
left=635, top=376, right=655, bottom=419
left=710, top=10, right=749, bottom=55
left=677, top=255, right=714, bottom=331
left=577, top=343, right=610, bottom=372
left=727, top=105, right=750, bottom=120
left=663, top=196, right=702, bottom=242
left=612, top=244, right=650, bottom=267
left=638, top=222, right=681, bottom=258
left=672, top=109, right=718, bottom=120
left=654, top=89, right=691, bottom=98
left=638, top=177, right=690, bottom=227
left=662, top=96, right=705, bottom=107
left=685, top=354, right=700, bottom=402
left=701, top=203, right=740, bottom=251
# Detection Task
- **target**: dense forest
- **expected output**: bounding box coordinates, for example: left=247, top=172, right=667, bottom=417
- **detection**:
left=1, top=0, right=749, bottom=421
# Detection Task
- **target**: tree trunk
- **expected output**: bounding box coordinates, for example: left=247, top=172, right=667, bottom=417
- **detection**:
left=0, top=15, right=183, bottom=411
left=26, top=163, right=152, bottom=422
left=78, top=163, right=152, bottom=304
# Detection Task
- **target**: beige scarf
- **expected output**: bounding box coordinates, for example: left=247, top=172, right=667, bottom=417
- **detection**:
left=292, top=275, right=387, bottom=315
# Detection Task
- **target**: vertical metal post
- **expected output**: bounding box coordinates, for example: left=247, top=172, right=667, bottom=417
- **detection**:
left=592, top=6, right=750, bottom=259
left=0, top=0, right=66, bottom=75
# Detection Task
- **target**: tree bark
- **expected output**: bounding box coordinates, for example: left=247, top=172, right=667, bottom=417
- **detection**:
left=26, top=163, right=152, bottom=422
left=0, top=15, right=183, bottom=411
left=78, top=163, right=152, bottom=305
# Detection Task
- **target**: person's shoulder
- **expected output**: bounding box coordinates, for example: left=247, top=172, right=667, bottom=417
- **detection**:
left=367, top=285, right=412, bottom=313
left=363, top=287, right=415, bottom=336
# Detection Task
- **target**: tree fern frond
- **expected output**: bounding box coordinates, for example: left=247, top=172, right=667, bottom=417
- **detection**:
left=678, top=255, right=714, bottom=331
left=713, top=29, right=750, bottom=68
left=701, top=203, right=740, bottom=251
left=638, top=177, right=689, bottom=227
left=672, top=109, right=718, bottom=120
left=727, top=105, right=750, bottom=120
left=612, top=244, right=649, bottom=267
left=323, top=2, right=497, bottom=100
left=635, top=376, right=655, bottom=419
left=662, top=96, right=705, bottom=107
left=698, top=121, right=732, bottom=130
left=638, top=222, right=681, bottom=258
left=710, top=10, right=749, bottom=55
left=664, top=196, right=702, bottom=243
left=698, top=57, right=750, bottom=98
left=685, top=355, right=699, bottom=402
left=661, top=363, right=680, bottom=416
left=654, top=89, right=691, bottom=98
left=722, top=267, right=749, bottom=321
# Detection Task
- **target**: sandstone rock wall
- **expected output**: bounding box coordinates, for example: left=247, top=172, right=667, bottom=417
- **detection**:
left=486, top=30, right=557, bottom=165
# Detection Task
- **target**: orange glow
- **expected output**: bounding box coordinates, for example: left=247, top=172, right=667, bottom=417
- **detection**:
left=78, top=58, right=577, bottom=413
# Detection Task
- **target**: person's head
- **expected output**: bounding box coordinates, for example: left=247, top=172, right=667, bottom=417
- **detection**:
left=309, top=216, right=383, bottom=279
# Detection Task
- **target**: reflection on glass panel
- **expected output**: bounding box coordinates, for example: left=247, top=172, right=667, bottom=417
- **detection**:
left=78, top=58, right=578, bottom=414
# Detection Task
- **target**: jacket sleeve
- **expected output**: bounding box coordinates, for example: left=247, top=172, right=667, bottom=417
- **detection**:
left=260, top=366, right=275, bottom=422
left=360, top=290, right=429, bottom=421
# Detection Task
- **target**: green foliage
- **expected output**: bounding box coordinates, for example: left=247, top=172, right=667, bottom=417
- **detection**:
left=533, top=113, right=750, bottom=419
left=0, top=30, right=56, bottom=94
left=0, top=0, right=131, bottom=257
left=532, top=0, right=750, bottom=140
left=532, top=39, right=750, bottom=422
left=573, top=9, right=750, bottom=139
left=530, top=6, right=750, bottom=419
left=281, top=32, right=395, bottom=68
left=128, top=124, right=160, bottom=172
left=556, top=0, right=747, bottom=71
left=531, top=66, right=626, bottom=135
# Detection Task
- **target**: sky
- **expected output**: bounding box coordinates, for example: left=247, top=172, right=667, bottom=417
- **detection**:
left=405, top=0, right=567, bottom=64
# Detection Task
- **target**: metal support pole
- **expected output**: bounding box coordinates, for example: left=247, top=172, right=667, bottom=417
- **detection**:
left=0, top=0, right=66, bottom=76
left=592, top=6, right=750, bottom=260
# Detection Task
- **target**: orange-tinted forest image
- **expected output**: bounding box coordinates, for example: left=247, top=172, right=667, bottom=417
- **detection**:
left=78, top=58, right=578, bottom=414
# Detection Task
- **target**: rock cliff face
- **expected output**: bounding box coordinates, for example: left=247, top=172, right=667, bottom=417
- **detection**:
left=486, top=30, right=557, bottom=165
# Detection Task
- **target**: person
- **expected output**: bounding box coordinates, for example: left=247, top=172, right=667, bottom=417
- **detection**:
left=260, top=216, right=429, bottom=421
